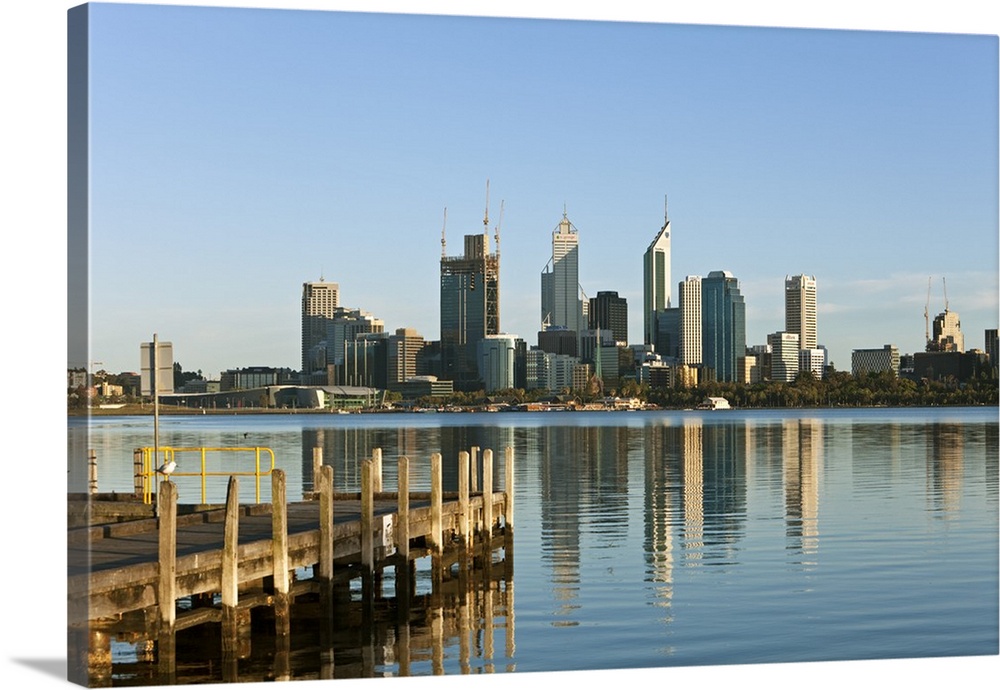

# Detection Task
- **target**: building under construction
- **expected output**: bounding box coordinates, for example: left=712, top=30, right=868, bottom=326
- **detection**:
left=439, top=198, right=501, bottom=391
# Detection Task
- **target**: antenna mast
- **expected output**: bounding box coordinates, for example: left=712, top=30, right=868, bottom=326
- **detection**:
left=441, top=207, right=447, bottom=258
left=942, top=276, right=949, bottom=312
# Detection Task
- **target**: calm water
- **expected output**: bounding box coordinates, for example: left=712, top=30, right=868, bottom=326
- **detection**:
left=68, top=407, right=999, bottom=681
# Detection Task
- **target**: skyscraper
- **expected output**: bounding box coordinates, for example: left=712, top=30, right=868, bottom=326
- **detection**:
left=589, top=290, right=628, bottom=346
left=678, top=275, right=702, bottom=365
left=701, top=270, right=746, bottom=382
left=643, top=198, right=672, bottom=349
left=301, top=279, right=339, bottom=373
left=541, top=211, right=582, bottom=335
left=785, top=275, right=817, bottom=351
left=441, top=228, right=500, bottom=390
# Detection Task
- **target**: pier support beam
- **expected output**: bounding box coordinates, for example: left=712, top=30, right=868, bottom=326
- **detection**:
left=271, top=469, right=290, bottom=638
left=157, top=480, right=177, bottom=633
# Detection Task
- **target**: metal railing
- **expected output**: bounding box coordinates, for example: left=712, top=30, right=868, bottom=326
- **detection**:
left=137, top=446, right=276, bottom=504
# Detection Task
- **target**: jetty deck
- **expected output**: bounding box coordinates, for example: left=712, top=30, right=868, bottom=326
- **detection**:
left=68, top=447, right=514, bottom=638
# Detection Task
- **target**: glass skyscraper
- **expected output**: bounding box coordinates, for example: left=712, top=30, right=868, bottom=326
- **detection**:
left=541, top=212, right=582, bottom=335
left=643, top=200, right=671, bottom=350
left=701, top=270, right=746, bottom=382
left=440, top=233, right=499, bottom=390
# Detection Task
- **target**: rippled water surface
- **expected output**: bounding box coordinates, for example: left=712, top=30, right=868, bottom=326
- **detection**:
left=69, top=407, right=998, bottom=681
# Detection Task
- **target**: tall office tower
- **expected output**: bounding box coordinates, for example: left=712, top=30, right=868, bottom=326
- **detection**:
left=930, top=309, right=964, bottom=352
left=768, top=331, right=800, bottom=382
left=301, top=279, right=339, bottom=373
left=441, top=228, right=500, bottom=390
left=540, top=211, right=583, bottom=335
left=785, top=275, right=817, bottom=351
left=986, top=329, right=997, bottom=367
left=701, top=270, right=746, bottom=382
left=589, top=291, right=629, bottom=345
left=678, top=275, right=703, bottom=365
left=656, top=307, right=681, bottom=360
left=643, top=198, right=672, bottom=349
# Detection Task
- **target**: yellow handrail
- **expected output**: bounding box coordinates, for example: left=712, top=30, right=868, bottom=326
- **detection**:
left=139, top=446, right=276, bottom=504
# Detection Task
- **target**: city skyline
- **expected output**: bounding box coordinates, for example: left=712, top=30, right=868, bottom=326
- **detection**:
left=74, top=3, right=998, bottom=382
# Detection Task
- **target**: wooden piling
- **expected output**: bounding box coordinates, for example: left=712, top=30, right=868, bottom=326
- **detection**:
left=221, top=476, right=240, bottom=609
left=317, top=465, right=334, bottom=581
left=505, top=446, right=514, bottom=530
left=396, top=455, right=410, bottom=560
left=361, top=459, right=374, bottom=573
left=372, top=448, right=383, bottom=493
left=458, top=451, right=470, bottom=548
left=156, top=480, right=177, bottom=632
left=271, top=469, right=290, bottom=637
left=430, top=453, right=443, bottom=552
left=470, top=446, right=479, bottom=493
left=483, top=449, right=494, bottom=539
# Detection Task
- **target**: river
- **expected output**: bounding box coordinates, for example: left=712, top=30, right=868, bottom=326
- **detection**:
left=67, top=407, right=999, bottom=684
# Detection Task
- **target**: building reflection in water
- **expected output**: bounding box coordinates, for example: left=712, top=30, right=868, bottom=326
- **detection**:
left=783, top=419, right=823, bottom=561
left=927, top=422, right=964, bottom=518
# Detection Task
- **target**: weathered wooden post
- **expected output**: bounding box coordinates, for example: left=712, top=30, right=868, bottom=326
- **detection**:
left=504, top=446, right=515, bottom=531
left=221, top=476, right=249, bottom=665
left=271, top=469, right=290, bottom=638
left=157, top=480, right=177, bottom=632
left=88, top=449, right=98, bottom=494
left=317, top=463, right=335, bottom=679
left=372, top=448, right=383, bottom=493
left=361, top=458, right=375, bottom=611
left=470, top=446, right=479, bottom=493
left=317, top=465, right=334, bottom=581
left=396, top=455, right=411, bottom=618
left=483, top=448, right=494, bottom=540
left=430, top=453, right=443, bottom=552
left=458, top=451, right=470, bottom=548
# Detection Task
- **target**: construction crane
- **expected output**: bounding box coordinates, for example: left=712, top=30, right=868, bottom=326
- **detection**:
left=942, top=276, right=949, bottom=312
left=494, top=199, right=504, bottom=257
left=924, top=276, right=932, bottom=345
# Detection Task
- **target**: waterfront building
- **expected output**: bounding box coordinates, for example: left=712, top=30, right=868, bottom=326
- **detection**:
left=851, top=344, right=900, bottom=377
left=327, top=307, right=384, bottom=369
left=929, top=309, right=965, bottom=353
left=701, top=271, right=746, bottom=382
left=589, top=291, right=628, bottom=346
left=301, top=279, right=339, bottom=373
left=387, top=328, right=426, bottom=389
left=768, top=331, right=800, bottom=382
left=340, top=332, right=388, bottom=389
left=785, top=275, right=817, bottom=350
left=441, top=230, right=500, bottom=391
left=477, top=333, right=518, bottom=393
left=678, top=276, right=702, bottom=365
left=643, top=199, right=672, bottom=349
left=540, top=211, right=583, bottom=337
left=799, top=347, right=827, bottom=379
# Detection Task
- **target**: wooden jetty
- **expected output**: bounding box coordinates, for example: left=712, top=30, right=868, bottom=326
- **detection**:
left=67, top=447, right=515, bottom=685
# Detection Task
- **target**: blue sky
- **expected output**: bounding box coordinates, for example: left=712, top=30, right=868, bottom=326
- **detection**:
left=76, top=3, right=998, bottom=378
